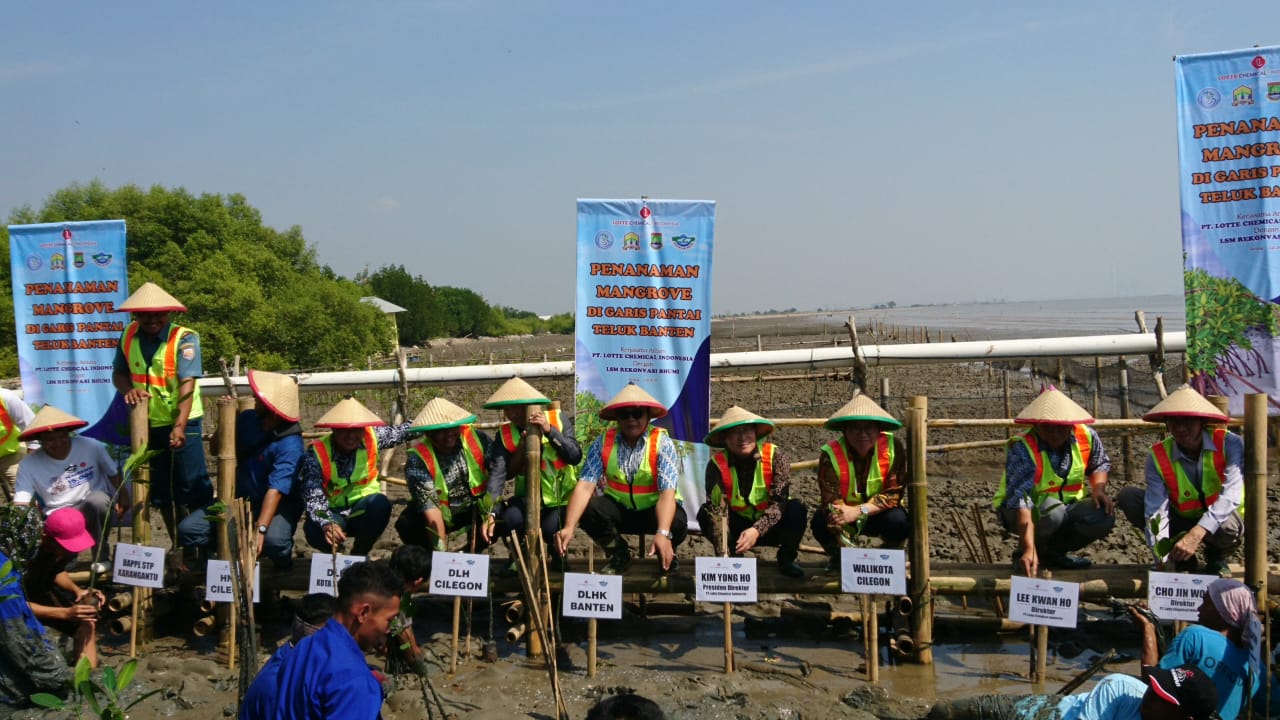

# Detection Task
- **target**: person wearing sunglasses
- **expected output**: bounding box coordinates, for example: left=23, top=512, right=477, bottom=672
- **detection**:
left=812, top=394, right=910, bottom=572
left=555, top=383, right=686, bottom=574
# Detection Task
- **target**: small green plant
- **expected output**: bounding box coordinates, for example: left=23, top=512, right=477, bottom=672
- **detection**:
left=30, top=656, right=161, bottom=719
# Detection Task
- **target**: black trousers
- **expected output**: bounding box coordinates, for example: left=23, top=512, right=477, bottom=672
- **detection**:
left=695, top=499, right=808, bottom=561
left=579, top=495, right=688, bottom=551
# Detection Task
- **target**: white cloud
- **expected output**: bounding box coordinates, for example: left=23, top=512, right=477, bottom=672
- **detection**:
left=373, top=196, right=399, bottom=212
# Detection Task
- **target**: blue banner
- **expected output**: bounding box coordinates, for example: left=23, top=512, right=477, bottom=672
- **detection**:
left=575, top=199, right=714, bottom=521
left=8, top=221, right=128, bottom=432
left=1176, top=46, right=1280, bottom=413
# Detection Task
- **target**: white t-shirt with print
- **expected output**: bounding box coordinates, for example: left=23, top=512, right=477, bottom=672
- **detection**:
left=14, top=436, right=118, bottom=511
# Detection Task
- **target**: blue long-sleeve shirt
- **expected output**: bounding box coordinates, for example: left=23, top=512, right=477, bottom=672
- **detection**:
left=273, top=619, right=383, bottom=720
left=236, top=410, right=305, bottom=501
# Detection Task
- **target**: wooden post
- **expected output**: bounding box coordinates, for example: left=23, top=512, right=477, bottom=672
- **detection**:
left=1092, top=357, right=1102, bottom=417
left=863, top=595, right=878, bottom=682
left=1002, top=372, right=1013, bottom=440
left=1244, top=394, right=1268, bottom=608
left=720, top=512, right=734, bottom=674
left=1118, top=356, right=1133, bottom=483
left=216, top=398, right=237, bottom=667
left=907, top=395, right=933, bottom=664
left=879, top=377, right=890, bottom=408
left=1032, top=572, right=1051, bottom=684
left=587, top=543, right=597, bottom=677
left=129, top=402, right=152, bottom=655
left=449, top=596, right=461, bottom=674
left=524, top=404, right=546, bottom=658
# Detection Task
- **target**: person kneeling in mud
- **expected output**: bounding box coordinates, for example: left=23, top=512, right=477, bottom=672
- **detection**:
left=812, top=394, right=909, bottom=572
left=929, top=664, right=1218, bottom=720
left=696, top=406, right=807, bottom=579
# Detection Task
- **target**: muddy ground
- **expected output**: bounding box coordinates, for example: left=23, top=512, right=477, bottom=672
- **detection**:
left=19, top=317, right=1280, bottom=719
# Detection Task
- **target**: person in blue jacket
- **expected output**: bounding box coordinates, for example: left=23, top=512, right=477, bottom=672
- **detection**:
left=239, top=593, right=337, bottom=720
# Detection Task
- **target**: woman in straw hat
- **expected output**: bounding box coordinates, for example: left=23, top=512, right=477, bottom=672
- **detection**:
left=483, top=377, right=581, bottom=572
left=14, top=405, right=125, bottom=573
left=696, top=406, right=807, bottom=579
left=555, top=383, right=686, bottom=575
left=177, top=370, right=306, bottom=570
left=995, top=388, right=1115, bottom=576
left=813, top=394, right=910, bottom=571
left=393, top=398, right=494, bottom=553
left=1116, top=386, right=1243, bottom=576
left=301, top=398, right=413, bottom=556
left=110, top=281, right=213, bottom=537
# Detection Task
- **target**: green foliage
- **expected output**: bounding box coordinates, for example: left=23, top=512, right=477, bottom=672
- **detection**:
left=1184, top=267, right=1280, bottom=374
left=366, top=265, right=445, bottom=344
left=573, top=391, right=608, bottom=449
left=30, top=656, right=161, bottom=719
left=3, top=181, right=392, bottom=375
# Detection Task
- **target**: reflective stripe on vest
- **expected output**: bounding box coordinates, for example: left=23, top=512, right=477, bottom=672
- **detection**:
left=601, top=427, right=663, bottom=511
left=313, top=428, right=379, bottom=509
left=0, top=403, right=18, bottom=456
left=1151, top=428, right=1240, bottom=519
left=712, top=443, right=775, bottom=521
left=121, top=322, right=205, bottom=427
left=409, top=426, right=489, bottom=525
left=993, top=425, right=1093, bottom=509
left=822, top=433, right=893, bottom=504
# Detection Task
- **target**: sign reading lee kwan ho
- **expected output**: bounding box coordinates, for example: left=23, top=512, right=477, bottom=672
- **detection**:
left=112, top=543, right=164, bottom=589
left=1008, top=576, right=1080, bottom=628
left=561, top=573, right=623, bottom=619
left=695, top=557, right=757, bottom=603
left=205, top=560, right=262, bottom=603
left=839, top=548, right=907, bottom=595
left=428, top=552, right=490, bottom=598
left=1148, top=571, right=1215, bottom=621
left=309, top=553, right=365, bottom=596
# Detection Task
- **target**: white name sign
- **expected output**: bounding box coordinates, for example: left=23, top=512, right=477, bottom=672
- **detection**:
left=1008, top=575, right=1080, bottom=628
left=205, top=560, right=262, bottom=603
left=428, top=552, right=490, bottom=598
left=695, top=557, right=758, bottom=603
left=308, top=553, right=366, bottom=596
left=112, top=543, right=164, bottom=589
left=562, top=573, right=623, bottom=619
left=1148, top=571, right=1215, bottom=621
left=839, top=548, right=907, bottom=595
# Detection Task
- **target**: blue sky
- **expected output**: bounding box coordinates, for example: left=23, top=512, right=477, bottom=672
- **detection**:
left=3, top=1, right=1278, bottom=315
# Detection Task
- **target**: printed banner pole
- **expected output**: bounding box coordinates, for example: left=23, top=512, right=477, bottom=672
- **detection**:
left=574, top=199, right=715, bottom=525
left=7, top=221, right=128, bottom=430
left=1174, top=46, right=1280, bottom=413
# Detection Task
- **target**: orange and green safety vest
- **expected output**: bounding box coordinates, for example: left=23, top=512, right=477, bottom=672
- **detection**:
left=0, top=403, right=19, bottom=457
left=497, top=409, right=577, bottom=508
left=312, top=428, right=379, bottom=509
left=710, top=443, right=776, bottom=522
left=993, top=425, right=1093, bottom=510
left=601, top=426, right=671, bottom=511
left=1151, top=428, right=1243, bottom=519
left=121, top=321, right=204, bottom=428
left=821, top=433, right=895, bottom=505
left=410, top=425, right=489, bottom=527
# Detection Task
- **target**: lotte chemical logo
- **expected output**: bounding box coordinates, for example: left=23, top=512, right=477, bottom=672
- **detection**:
left=639, top=206, right=651, bottom=220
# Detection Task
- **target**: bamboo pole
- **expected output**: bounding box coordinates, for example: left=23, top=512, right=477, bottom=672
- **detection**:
left=907, top=395, right=933, bottom=664
left=1245, top=394, right=1268, bottom=608
left=1031, top=572, right=1050, bottom=684
left=879, top=377, right=890, bottom=407
left=524, top=403, right=546, bottom=658
left=129, top=401, right=151, bottom=656
left=1093, top=357, right=1102, bottom=417
left=587, top=542, right=597, bottom=678
left=863, top=594, right=878, bottom=682
left=1003, top=372, right=1013, bottom=440
left=216, top=398, right=237, bottom=666
left=720, top=512, right=734, bottom=674
left=1118, top=356, right=1133, bottom=483
left=510, top=534, right=569, bottom=720
left=449, top=596, right=461, bottom=674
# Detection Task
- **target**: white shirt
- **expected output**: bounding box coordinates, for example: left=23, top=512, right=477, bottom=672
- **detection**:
left=14, top=436, right=119, bottom=512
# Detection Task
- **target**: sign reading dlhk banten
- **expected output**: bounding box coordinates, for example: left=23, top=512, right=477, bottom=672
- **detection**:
left=1148, top=571, right=1215, bottom=621
left=428, top=553, right=490, bottom=598
left=1007, top=576, right=1080, bottom=628
left=839, top=548, right=907, bottom=595
left=205, top=560, right=261, bottom=603
left=113, top=543, right=164, bottom=589
left=561, top=573, right=623, bottom=619
left=308, top=554, right=365, bottom=596
left=695, top=557, right=757, bottom=603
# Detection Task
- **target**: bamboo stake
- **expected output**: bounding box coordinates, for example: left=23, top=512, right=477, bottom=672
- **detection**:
left=216, top=397, right=237, bottom=668
left=969, top=505, right=1005, bottom=618
left=1032, top=571, right=1051, bottom=684
left=449, top=595, right=461, bottom=674
left=524, top=403, right=546, bottom=658
left=587, top=542, right=597, bottom=678
left=1245, top=393, right=1268, bottom=608
left=907, top=395, right=933, bottom=664
left=128, top=401, right=151, bottom=657
left=1093, top=357, right=1102, bottom=417
left=511, top=533, right=569, bottom=720
left=863, top=595, right=878, bottom=682
left=719, top=511, right=734, bottom=674
left=1002, top=372, right=1013, bottom=440
left=1118, top=356, right=1133, bottom=483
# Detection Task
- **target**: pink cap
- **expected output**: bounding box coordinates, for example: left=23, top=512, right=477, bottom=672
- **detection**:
left=45, top=508, right=95, bottom=553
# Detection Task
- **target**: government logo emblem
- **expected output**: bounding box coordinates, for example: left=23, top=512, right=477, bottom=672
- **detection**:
left=649, top=233, right=663, bottom=250
left=51, top=253, right=66, bottom=270
left=671, top=234, right=696, bottom=250
left=25, top=254, right=42, bottom=271
left=73, top=252, right=85, bottom=269
left=1268, top=82, right=1280, bottom=101
left=92, top=253, right=112, bottom=267
left=1197, top=88, right=1221, bottom=109
left=622, top=232, right=641, bottom=251
left=594, top=231, right=614, bottom=250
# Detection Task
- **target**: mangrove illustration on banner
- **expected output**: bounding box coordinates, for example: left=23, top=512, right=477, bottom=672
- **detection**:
left=7, top=220, right=129, bottom=431
left=1175, top=46, right=1280, bottom=413
left=574, top=199, right=715, bottom=521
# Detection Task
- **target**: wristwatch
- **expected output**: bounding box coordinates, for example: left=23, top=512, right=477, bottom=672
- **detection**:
left=656, top=528, right=673, bottom=539
left=257, top=524, right=268, bottom=534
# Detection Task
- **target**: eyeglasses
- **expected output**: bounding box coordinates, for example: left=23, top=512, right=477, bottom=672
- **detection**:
left=615, top=408, right=647, bottom=421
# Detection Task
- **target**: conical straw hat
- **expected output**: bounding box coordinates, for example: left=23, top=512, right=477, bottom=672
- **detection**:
left=117, top=281, right=187, bottom=312
left=483, top=377, right=551, bottom=409
left=411, top=398, right=477, bottom=432
left=825, top=393, right=902, bottom=430
left=315, top=398, right=385, bottom=429
left=1143, top=385, right=1228, bottom=423
left=19, top=405, right=88, bottom=440
left=704, top=406, right=774, bottom=448
left=248, top=369, right=301, bottom=423
left=1015, top=388, right=1094, bottom=425
left=599, top=383, right=668, bottom=421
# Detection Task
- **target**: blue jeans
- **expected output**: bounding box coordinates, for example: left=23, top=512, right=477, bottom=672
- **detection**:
left=148, top=417, right=214, bottom=510
left=303, top=494, right=391, bottom=557
left=178, top=495, right=302, bottom=569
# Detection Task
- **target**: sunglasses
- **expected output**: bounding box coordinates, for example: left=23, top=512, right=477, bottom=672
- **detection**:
left=615, top=408, right=647, bottom=421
